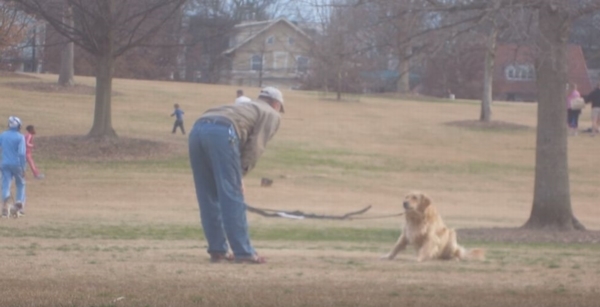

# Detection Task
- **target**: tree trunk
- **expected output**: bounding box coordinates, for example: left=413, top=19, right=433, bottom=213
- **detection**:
left=174, top=7, right=187, bottom=81
left=480, top=26, right=498, bottom=122
left=397, top=45, right=411, bottom=93
left=258, top=67, right=263, bottom=87
left=58, top=1, right=74, bottom=86
left=30, top=26, right=37, bottom=72
left=58, top=41, right=74, bottom=86
left=87, top=53, right=117, bottom=138
left=337, top=69, right=342, bottom=100
left=523, top=4, right=584, bottom=231
left=87, top=0, right=117, bottom=139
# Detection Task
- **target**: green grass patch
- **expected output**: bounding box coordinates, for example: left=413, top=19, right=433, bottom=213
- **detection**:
left=4, top=223, right=598, bottom=258
left=39, top=139, right=530, bottom=179
left=252, top=226, right=400, bottom=242
left=0, top=223, right=400, bottom=242
left=0, top=224, right=201, bottom=240
left=548, top=262, right=561, bottom=269
left=407, top=160, right=532, bottom=175
left=263, top=142, right=532, bottom=176
left=40, top=154, right=191, bottom=173
left=265, top=144, right=386, bottom=172
left=362, top=93, right=477, bottom=105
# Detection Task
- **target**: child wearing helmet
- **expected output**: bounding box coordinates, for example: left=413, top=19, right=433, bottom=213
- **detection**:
left=0, top=116, right=26, bottom=218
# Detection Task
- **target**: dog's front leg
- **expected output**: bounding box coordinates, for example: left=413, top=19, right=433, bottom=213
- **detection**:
left=417, top=238, right=439, bottom=262
left=381, top=233, right=408, bottom=260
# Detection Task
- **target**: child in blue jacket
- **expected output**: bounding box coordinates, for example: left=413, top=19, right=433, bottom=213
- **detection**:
left=0, top=116, right=26, bottom=218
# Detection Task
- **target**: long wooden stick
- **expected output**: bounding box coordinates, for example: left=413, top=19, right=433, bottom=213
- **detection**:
left=246, top=205, right=403, bottom=220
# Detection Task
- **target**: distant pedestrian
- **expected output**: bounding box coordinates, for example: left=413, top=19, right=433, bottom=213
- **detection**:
left=566, top=83, right=583, bottom=136
left=171, top=103, right=185, bottom=135
left=584, top=82, right=600, bottom=136
left=0, top=116, right=26, bottom=218
left=234, top=89, right=252, bottom=104
left=25, top=125, right=44, bottom=179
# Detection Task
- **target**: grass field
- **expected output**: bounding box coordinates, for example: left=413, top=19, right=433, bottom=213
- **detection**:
left=0, top=73, right=599, bottom=306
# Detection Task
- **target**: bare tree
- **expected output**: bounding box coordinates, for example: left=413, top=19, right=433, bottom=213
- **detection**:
left=571, top=12, right=600, bottom=70
left=481, top=3, right=537, bottom=121
left=522, top=1, right=590, bottom=231
left=305, top=0, right=374, bottom=99
left=371, top=0, right=426, bottom=93
left=348, top=0, right=600, bottom=230
left=434, top=0, right=600, bottom=230
left=480, top=7, right=501, bottom=122
left=12, top=0, right=186, bottom=138
left=57, top=0, right=74, bottom=86
left=321, top=6, right=363, bottom=99
left=0, top=2, right=32, bottom=67
left=309, top=0, right=491, bottom=97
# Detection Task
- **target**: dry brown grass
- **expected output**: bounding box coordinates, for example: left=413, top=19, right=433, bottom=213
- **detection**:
left=0, top=73, right=599, bottom=306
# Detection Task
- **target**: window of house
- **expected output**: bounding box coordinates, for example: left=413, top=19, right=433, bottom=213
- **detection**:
left=592, top=14, right=600, bottom=30
left=266, top=36, right=274, bottom=44
left=251, top=55, right=263, bottom=71
left=505, top=64, right=535, bottom=81
left=274, top=52, right=288, bottom=70
left=288, top=37, right=295, bottom=45
left=296, top=56, right=309, bottom=74
left=505, top=66, right=516, bottom=79
left=526, top=67, right=535, bottom=80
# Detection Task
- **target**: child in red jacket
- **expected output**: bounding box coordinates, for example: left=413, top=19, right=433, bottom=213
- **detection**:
left=25, top=125, right=44, bottom=179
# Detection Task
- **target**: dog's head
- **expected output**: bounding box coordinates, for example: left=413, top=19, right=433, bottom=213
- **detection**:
left=403, top=191, right=431, bottom=212
left=402, top=191, right=433, bottom=223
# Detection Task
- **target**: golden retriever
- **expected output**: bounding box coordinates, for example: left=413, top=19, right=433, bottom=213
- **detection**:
left=381, top=191, right=484, bottom=262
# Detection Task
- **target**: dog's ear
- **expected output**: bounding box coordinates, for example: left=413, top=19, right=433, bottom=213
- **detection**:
left=417, top=193, right=431, bottom=212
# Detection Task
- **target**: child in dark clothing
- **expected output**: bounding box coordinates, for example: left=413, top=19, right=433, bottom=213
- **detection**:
left=171, top=103, right=185, bottom=135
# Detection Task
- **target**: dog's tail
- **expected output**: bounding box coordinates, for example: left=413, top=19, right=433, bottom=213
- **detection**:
left=457, top=247, right=485, bottom=261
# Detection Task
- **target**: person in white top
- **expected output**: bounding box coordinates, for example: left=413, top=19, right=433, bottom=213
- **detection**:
left=234, top=89, right=252, bottom=104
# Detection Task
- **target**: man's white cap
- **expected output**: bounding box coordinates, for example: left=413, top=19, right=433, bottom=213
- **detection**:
left=259, top=86, right=285, bottom=113
left=8, top=116, right=21, bottom=129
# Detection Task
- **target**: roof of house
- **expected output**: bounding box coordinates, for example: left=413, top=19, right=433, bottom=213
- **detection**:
left=223, top=18, right=313, bottom=55
left=494, top=44, right=593, bottom=96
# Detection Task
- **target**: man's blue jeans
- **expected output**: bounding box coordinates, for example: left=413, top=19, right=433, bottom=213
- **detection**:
left=188, top=119, right=255, bottom=258
left=1, top=164, right=25, bottom=204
